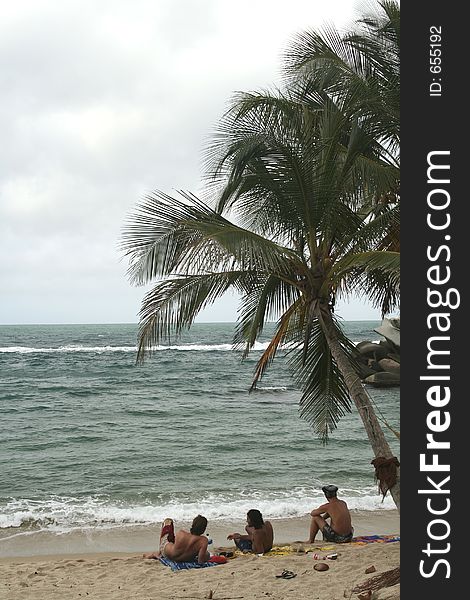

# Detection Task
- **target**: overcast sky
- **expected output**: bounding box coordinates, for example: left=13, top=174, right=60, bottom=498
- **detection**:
left=1, top=0, right=384, bottom=325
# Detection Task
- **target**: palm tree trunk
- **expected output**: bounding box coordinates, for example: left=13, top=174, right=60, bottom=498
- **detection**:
left=318, top=305, right=400, bottom=512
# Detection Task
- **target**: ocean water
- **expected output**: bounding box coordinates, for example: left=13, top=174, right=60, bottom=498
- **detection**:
left=0, top=322, right=399, bottom=544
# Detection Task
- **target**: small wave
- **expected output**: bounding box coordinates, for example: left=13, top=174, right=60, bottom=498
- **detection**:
left=0, top=488, right=395, bottom=532
left=0, top=342, right=272, bottom=354
left=253, top=386, right=288, bottom=392
left=69, top=435, right=107, bottom=443
left=66, top=390, right=95, bottom=397
left=2, top=340, right=383, bottom=355
left=17, top=440, right=69, bottom=451
left=124, top=409, right=169, bottom=417
left=0, top=345, right=138, bottom=354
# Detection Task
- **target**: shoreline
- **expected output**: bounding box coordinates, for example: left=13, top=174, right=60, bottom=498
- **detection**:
left=0, top=510, right=399, bottom=559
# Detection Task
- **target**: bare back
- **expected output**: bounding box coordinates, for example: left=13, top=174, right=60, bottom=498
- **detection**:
left=166, top=529, right=209, bottom=563
left=324, top=499, right=351, bottom=536
left=250, top=521, right=274, bottom=553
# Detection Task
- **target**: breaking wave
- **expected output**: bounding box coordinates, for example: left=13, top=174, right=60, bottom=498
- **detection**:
left=0, top=488, right=395, bottom=533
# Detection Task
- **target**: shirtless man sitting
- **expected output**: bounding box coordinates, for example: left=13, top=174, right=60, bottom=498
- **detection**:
left=227, top=509, right=274, bottom=554
left=308, top=485, right=353, bottom=543
left=144, top=515, right=210, bottom=563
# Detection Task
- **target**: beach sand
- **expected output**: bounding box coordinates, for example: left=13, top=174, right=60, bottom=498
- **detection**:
left=0, top=512, right=399, bottom=600
left=0, top=540, right=400, bottom=600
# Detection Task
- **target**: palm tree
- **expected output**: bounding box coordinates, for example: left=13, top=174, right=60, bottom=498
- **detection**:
left=285, top=1, right=399, bottom=149
left=121, top=114, right=400, bottom=500
left=284, top=0, right=400, bottom=248
left=205, top=0, right=400, bottom=477
left=121, top=1, right=401, bottom=509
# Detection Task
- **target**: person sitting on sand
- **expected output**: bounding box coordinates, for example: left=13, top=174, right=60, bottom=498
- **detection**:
left=227, top=509, right=273, bottom=554
left=308, top=484, right=353, bottom=544
left=144, top=515, right=210, bottom=563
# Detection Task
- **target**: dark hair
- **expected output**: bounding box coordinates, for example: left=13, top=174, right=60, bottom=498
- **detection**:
left=190, top=514, right=208, bottom=536
left=247, top=509, right=264, bottom=529
left=322, top=484, right=339, bottom=499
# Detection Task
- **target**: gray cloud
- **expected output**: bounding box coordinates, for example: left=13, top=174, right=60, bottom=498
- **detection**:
left=1, top=0, right=376, bottom=324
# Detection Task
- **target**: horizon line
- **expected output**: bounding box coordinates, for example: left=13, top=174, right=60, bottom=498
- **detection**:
left=0, top=318, right=383, bottom=326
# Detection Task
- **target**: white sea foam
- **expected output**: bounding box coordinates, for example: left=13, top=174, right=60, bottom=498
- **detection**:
left=0, top=488, right=395, bottom=532
left=0, top=342, right=274, bottom=354
left=1, top=339, right=383, bottom=354
left=0, top=346, right=137, bottom=354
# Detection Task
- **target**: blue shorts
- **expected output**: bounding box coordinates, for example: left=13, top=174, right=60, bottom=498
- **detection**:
left=235, top=539, right=253, bottom=552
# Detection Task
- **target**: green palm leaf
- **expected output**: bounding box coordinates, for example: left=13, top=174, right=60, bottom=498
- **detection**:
left=136, top=271, right=255, bottom=362
left=122, top=190, right=303, bottom=285
left=289, top=316, right=355, bottom=442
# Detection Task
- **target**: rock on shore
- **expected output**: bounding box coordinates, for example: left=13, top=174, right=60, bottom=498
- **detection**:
left=354, top=319, right=400, bottom=387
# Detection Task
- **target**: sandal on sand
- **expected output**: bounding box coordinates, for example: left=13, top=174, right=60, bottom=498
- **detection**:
left=276, top=570, right=297, bottom=579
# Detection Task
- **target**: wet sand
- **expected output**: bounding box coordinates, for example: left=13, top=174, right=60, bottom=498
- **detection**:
left=0, top=510, right=399, bottom=558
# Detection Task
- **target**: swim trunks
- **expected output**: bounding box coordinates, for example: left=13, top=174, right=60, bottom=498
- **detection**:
left=159, top=520, right=175, bottom=557
left=322, top=523, right=353, bottom=543
left=160, top=533, right=171, bottom=557
left=235, top=539, right=253, bottom=552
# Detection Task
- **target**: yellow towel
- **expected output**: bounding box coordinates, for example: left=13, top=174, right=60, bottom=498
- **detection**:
left=233, top=544, right=337, bottom=557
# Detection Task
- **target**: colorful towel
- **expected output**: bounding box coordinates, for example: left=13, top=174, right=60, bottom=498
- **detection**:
left=235, top=545, right=336, bottom=557
left=231, top=545, right=292, bottom=557
left=351, top=534, right=400, bottom=545
left=159, top=557, right=224, bottom=571
left=228, top=537, right=400, bottom=559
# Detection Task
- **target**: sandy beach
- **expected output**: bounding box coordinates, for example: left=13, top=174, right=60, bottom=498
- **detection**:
left=0, top=539, right=399, bottom=600
left=0, top=511, right=399, bottom=599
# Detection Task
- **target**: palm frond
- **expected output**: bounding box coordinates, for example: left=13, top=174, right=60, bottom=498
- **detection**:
left=284, top=0, right=400, bottom=151
left=234, top=275, right=301, bottom=357
left=289, top=315, right=356, bottom=442
left=121, top=190, right=303, bottom=285
left=136, top=271, right=255, bottom=362
left=331, top=250, right=400, bottom=283
left=249, top=299, right=303, bottom=389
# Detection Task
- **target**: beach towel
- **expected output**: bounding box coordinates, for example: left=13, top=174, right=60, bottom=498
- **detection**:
left=231, top=545, right=291, bottom=557
left=159, top=556, right=226, bottom=571
left=351, top=534, right=400, bottom=545
left=264, top=545, right=296, bottom=556
left=234, top=545, right=336, bottom=557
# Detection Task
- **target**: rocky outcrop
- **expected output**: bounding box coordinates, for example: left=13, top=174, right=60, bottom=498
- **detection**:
left=364, top=372, right=400, bottom=387
left=378, top=358, right=400, bottom=374
left=374, top=318, right=400, bottom=348
left=354, top=319, right=400, bottom=387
